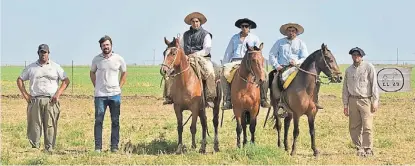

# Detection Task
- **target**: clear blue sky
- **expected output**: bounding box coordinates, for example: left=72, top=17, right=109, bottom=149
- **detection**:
left=1, top=0, right=415, bottom=66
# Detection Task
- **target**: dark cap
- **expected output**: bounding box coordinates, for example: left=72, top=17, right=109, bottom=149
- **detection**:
left=349, top=47, right=365, bottom=56
left=38, top=44, right=50, bottom=52
left=235, top=18, right=257, bottom=29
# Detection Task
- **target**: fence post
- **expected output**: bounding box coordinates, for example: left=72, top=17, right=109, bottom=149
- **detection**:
left=71, top=60, right=74, bottom=94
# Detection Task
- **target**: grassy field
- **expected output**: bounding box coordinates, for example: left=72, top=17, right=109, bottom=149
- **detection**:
left=1, top=64, right=415, bottom=165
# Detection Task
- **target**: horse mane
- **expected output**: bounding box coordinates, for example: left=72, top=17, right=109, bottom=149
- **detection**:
left=299, top=49, right=321, bottom=70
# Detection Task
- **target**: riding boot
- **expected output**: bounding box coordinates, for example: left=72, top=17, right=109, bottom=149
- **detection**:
left=260, top=81, right=271, bottom=108
left=205, top=75, right=217, bottom=108
left=314, top=80, right=323, bottom=109
left=162, top=77, right=173, bottom=105
left=220, top=76, right=232, bottom=110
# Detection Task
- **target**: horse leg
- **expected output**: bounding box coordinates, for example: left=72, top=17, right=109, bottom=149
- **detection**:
left=283, top=112, right=293, bottom=152
left=190, top=108, right=199, bottom=149
left=273, top=104, right=282, bottom=148
left=249, top=110, right=258, bottom=145
left=213, top=102, right=220, bottom=152
left=241, top=112, right=248, bottom=147
left=290, top=114, right=300, bottom=156
left=235, top=115, right=242, bottom=148
left=174, top=106, right=184, bottom=154
left=198, top=108, right=207, bottom=154
left=307, top=113, right=319, bottom=157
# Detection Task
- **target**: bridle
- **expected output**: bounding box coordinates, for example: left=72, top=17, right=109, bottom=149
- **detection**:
left=294, top=49, right=338, bottom=84
left=161, top=46, right=190, bottom=78
left=238, top=50, right=262, bottom=85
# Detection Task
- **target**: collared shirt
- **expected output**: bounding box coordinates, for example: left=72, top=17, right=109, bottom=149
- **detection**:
left=342, top=61, right=379, bottom=106
left=19, top=60, right=67, bottom=97
left=223, top=33, right=261, bottom=64
left=269, top=37, right=308, bottom=69
left=179, top=31, right=212, bottom=56
left=91, top=53, right=127, bottom=97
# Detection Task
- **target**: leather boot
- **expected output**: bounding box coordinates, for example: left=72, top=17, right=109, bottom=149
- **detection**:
left=220, top=76, right=232, bottom=110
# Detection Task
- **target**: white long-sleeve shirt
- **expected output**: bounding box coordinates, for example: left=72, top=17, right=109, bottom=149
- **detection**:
left=223, top=33, right=260, bottom=64
left=269, top=37, right=308, bottom=69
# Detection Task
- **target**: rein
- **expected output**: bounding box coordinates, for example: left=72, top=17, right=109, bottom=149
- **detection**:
left=161, top=47, right=191, bottom=78
left=238, top=50, right=261, bottom=85
left=294, top=49, right=335, bottom=85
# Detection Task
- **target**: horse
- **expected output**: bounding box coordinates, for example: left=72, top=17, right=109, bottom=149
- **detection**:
left=267, top=43, right=342, bottom=156
left=230, top=43, right=266, bottom=148
left=161, top=37, right=222, bottom=154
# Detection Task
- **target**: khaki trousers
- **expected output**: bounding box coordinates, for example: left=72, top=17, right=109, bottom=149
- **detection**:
left=27, top=96, right=60, bottom=150
left=348, top=97, right=373, bottom=150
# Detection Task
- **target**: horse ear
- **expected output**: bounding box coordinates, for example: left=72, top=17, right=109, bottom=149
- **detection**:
left=164, top=37, right=170, bottom=46
left=321, top=43, right=328, bottom=53
left=246, top=43, right=252, bottom=51
left=259, top=42, right=264, bottom=50
left=174, top=37, right=180, bottom=47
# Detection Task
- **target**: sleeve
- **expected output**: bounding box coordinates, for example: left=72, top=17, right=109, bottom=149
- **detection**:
left=19, top=66, right=30, bottom=81
left=223, top=36, right=234, bottom=64
left=90, top=57, right=97, bottom=72
left=297, top=41, right=308, bottom=64
left=179, top=35, right=184, bottom=49
left=119, top=56, right=127, bottom=72
left=342, top=69, right=350, bottom=107
left=194, top=34, right=212, bottom=56
left=269, top=40, right=280, bottom=69
left=369, top=64, right=379, bottom=105
left=56, top=64, right=68, bottom=80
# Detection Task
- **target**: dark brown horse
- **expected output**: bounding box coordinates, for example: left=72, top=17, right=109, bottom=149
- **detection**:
left=231, top=43, right=266, bottom=148
left=161, top=37, right=222, bottom=154
left=268, top=44, right=342, bottom=156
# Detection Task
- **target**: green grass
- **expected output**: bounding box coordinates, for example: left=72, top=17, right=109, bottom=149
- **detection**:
left=1, top=64, right=415, bottom=165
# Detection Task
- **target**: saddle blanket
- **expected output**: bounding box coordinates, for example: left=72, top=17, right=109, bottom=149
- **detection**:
left=223, top=61, right=241, bottom=83
left=281, top=67, right=298, bottom=89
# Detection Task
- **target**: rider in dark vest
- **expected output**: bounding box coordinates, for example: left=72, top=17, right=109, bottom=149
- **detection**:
left=162, top=12, right=217, bottom=108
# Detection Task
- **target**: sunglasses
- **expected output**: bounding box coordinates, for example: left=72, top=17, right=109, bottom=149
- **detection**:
left=241, top=25, right=250, bottom=28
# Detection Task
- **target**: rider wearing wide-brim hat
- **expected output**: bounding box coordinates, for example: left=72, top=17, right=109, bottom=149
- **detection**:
left=162, top=12, right=217, bottom=108
left=221, top=18, right=271, bottom=110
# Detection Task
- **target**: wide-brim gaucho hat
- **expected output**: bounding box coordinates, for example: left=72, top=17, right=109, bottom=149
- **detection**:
left=234, top=18, right=257, bottom=29
left=184, top=12, right=207, bottom=25
left=279, top=22, right=304, bottom=36
left=349, top=47, right=366, bottom=56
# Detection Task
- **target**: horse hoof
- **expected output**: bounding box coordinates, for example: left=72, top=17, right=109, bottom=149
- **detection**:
left=191, top=144, right=196, bottom=149
left=313, top=149, right=320, bottom=157
left=199, top=148, right=206, bottom=154
left=290, top=151, right=296, bottom=156
left=214, top=143, right=220, bottom=152
left=176, top=144, right=184, bottom=154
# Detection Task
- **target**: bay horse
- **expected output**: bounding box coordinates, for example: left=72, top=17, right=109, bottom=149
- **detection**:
left=231, top=43, right=266, bottom=148
left=267, top=44, right=342, bottom=156
left=161, top=37, right=222, bottom=154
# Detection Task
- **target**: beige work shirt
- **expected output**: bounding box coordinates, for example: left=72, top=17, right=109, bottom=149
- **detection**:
left=342, top=61, right=379, bottom=107
left=19, top=60, right=67, bottom=97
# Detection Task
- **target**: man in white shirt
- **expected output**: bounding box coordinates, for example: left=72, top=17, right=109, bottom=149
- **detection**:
left=268, top=23, right=323, bottom=111
left=162, top=12, right=216, bottom=108
left=221, top=18, right=271, bottom=110
left=90, top=35, right=127, bottom=153
left=17, top=44, right=70, bottom=152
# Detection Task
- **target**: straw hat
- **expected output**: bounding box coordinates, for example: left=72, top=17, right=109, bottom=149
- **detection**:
left=184, top=12, right=207, bottom=25
left=279, top=23, right=304, bottom=36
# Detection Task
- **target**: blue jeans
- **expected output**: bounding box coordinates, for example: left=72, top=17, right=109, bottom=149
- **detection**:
left=94, top=94, right=121, bottom=150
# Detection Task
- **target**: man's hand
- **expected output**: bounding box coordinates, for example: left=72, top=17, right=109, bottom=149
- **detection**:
left=24, top=93, right=32, bottom=103
left=371, top=102, right=378, bottom=113
left=276, top=66, right=283, bottom=71
left=344, top=107, right=349, bottom=116
left=289, top=59, right=296, bottom=66
left=50, top=94, right=59, bottom=104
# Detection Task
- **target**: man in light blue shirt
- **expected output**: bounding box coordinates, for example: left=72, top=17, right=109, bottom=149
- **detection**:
left=268, top=23, right=323, bottom=110
left=221, top=18, right=271, bottom=110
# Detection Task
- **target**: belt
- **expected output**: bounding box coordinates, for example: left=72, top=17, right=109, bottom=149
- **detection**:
left=349, top=95, right=371, bottom=99
left=33, top=95, right=51, bottom=98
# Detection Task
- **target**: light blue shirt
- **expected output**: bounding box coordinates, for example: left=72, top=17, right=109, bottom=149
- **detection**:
left=269, top=37, right=309, bottom=69
left=223, top=33, right=260, bottom=64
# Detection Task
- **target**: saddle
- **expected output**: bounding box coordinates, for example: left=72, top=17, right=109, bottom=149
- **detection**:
left=271, top=66, right=299, bottom=91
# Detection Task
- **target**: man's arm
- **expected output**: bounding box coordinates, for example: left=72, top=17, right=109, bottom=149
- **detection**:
left=17, top=77, right=31, bottom=103
left=269, top=40, right=281, bottom=69
left=194, top=34, right=212, bottom=56
left=297, top=41, right=309, bottom=64
left=342, top=70, right=349, bottom=108
left=90, top=59, right=97, bottom=87
left=369, top=64, right=379, bottom=111
left=119, top=56, right=127, bottom=88
left=223, top=36, right=234, bottom=64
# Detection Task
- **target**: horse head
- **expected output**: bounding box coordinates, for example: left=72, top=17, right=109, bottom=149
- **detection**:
left=244, top=42, right=265, bottom=85
left=161, top=37, right=184, bottom=76
left=317, top=43, right=342, bottom=83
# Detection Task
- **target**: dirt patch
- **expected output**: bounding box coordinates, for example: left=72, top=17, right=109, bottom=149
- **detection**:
left=321, top=94, right=337, bottom=99
left=1, top=94, right=163, bottom=100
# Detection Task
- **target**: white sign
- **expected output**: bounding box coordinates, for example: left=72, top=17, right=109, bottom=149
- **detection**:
left=376, top=67, right=412, bottom=92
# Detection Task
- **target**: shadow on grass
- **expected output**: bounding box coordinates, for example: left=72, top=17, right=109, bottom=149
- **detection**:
left=122, top=138, right=178, bottom=155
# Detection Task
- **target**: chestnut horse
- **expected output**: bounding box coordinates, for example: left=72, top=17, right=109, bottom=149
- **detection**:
left=267, top=44, right=342, bottom=156
left=161, top=37, right=221, bottom=154
left=231, top=43, right=266, bottom=148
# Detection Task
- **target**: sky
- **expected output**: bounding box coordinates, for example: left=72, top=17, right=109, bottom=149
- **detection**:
left=1, top=0, right=415, bottom=66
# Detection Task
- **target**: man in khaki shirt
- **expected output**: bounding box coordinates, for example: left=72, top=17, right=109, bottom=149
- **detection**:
left=342, top=47, right=379, bottom=157
left=17, top=44, right=70, bottom=152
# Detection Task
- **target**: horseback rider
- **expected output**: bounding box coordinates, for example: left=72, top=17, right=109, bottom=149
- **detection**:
left=221, top=18, right=271, bottom=110
left=162, top=12, right=216, bottom=108
left=268, top=22, right=324, bottom=111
